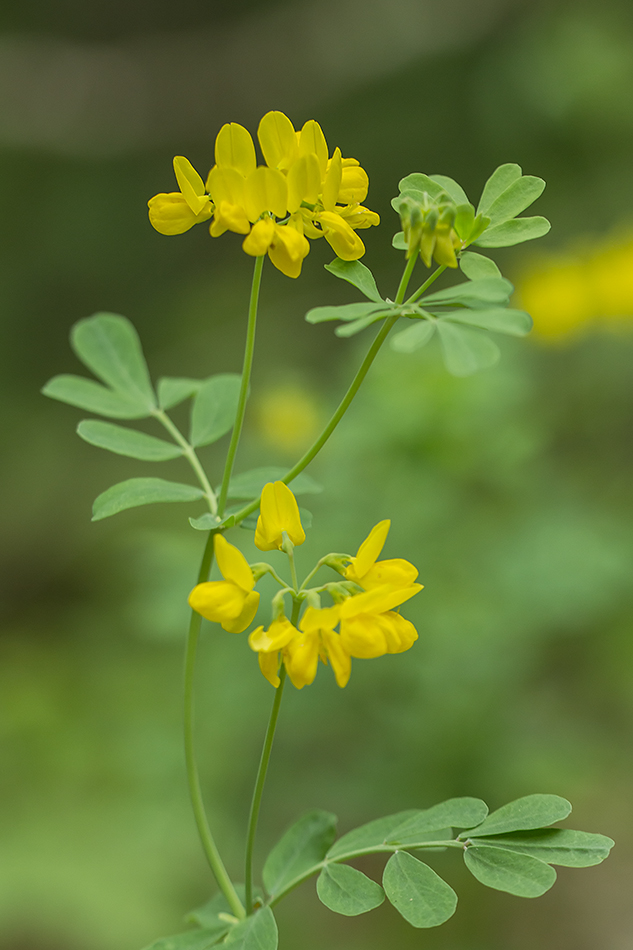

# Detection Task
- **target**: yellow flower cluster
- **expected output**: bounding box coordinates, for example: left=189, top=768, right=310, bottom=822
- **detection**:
left=188, top=482, right=422, bottom=691
left=148, top=111, right=379, bottom=278
left=517, top=230, right=633, bottom=341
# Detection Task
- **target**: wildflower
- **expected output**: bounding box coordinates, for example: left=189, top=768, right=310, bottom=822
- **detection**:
left=338, top=585, right=421, bottom=659
left=148, top=111, right=379, bottom=278
left=188, top=534, right=259, bottom=633
left=148, top=156, right=214, bottom=235
left=254, top=481, right=305, bottom=552
left=344, top=520, right=419, bottom=591
left=249, top=616, right=298, bottom=688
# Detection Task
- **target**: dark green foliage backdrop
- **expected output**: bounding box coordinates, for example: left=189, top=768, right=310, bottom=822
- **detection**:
left=1, top=1, right=632, bottom=948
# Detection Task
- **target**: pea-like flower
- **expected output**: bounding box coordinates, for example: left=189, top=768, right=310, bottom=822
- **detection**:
left=344, top=519, right=419, bottom=591
left=188, top=534, right=260, bottom=633
left=254, top=481, right=306, bottom=552
left=338, top=585, right=420, bottom=659
left=148, top=111, right=379, bottom=278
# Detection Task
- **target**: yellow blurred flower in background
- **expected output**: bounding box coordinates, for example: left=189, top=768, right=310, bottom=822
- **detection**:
left=255, top=384, right=321, bottom=453
left=517, top=229, right=633, bottom=341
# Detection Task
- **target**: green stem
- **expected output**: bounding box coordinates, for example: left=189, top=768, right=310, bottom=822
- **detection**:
left=184, top=530, right=245, bottom=919
left=244, top=598, right=300, bottom=914
left=153, top=409, right=217, bottom=514
left=405, top=263, right=447, bottom=304
left=218, top=255, right=265, bottom=516
left=231, top=256, right=418, bottom=525
left=267, top=838, right=463, bottom=909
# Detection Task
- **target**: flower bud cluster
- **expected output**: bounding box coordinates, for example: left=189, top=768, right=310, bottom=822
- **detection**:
left=399, top=192, right=461, bottom=269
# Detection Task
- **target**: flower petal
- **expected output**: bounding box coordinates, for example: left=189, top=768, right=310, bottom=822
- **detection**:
left=284, top=632, right=319, bottom=688
left=254, top=481, right=305, bottom=550
left=319, top=211, right=366, bottom=261
left=287, top=152, right=321, bottom=213
left=258, top=650, right=281, bottom=688
left=322, top=147, right=342, bottom=212
left=338, top=164, right=369, bottom=205
left=188, top=580, right=246, bottom=623
left=321, top=629, right=352, bottom=687
left=148, top=193, right=211, bottom=235
left=215, top=122, right=257, bottom=176
left=356, top=558, right=419, bottom=591
left=214, top=534, right=255, bottom=591
left=243, top=217, right=276, bottom=256
left=299, top=120, right=328, bottom=176
left=268, top=223, right=310, bottom=278
left=222, top=590, right=260, bottom=633
left=244, top=166, right=288, bottom=222
left=173, top=156, right=208, bottom=214
left=249, top=617, right=297, bottom=652
left=258, top=111, right=298, bottom=170
left=350, top=520, right=390, bottom=580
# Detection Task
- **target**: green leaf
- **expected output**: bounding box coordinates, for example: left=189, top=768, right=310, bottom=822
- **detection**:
left=225, top=468, right=322, bottom=500
left=77, top=420, right=184, bottom=461
left=92, top=478, right=204, bottom=521
left=190, top=374, right=242, bottom=448
left=475, top=216, right=551, bottom=247
left=141, top=930, right=226, bottom=950
left=464, top=845, right=557, bottom=897
left=335, top=312, right=390, bottom=337
left=477, top=164, right=522, bottom=216
left=485, top=176, right=546, bottom=226
left=382, top=852, right=457, bottom=928
left=317, top=864, right=384, bottom=915
left=429, top=174, right=469, bottom=205
left=459, top=251, right=501, bottom=280
left=324, top=259, right=382, bottom=302
left=71, top=313, right=156, bottom=412
left=327, top=811, right=418, bottom=860
left=158, top=377, right=203, bottom=410
left=387, top=798, right=489, bottom=844
left=421, top=277, right=513, bottom=309
left=392, top=231, right=407, bottom=250
left=436, top=322, right=501, bottom=377
left=461, top=794, right=572, bottom=838
left=398, top=173, right=447, bottom=202
left=390, top=320, right=436, bottom=354
left=263, top=810, right=338, bottom=897
left=473, top=829, right=614, bottom=867
left=305, top=302, right=386, bottom=325
left=224, top=907, right=277, bottom=949
left=443, top=308, right=532, bottom=337
left=42, top=375, right=151, bottom=419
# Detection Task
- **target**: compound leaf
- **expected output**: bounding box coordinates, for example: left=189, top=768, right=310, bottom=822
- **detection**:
left=485, top=176, right=546, bottom=226
left=390, top=320, right=436, bottom=353
left=327, top=811, right=418, bottom=860
left=158, top=377, right=203, bottom=410
left=459, top=251, right=501, bottom=280
left=224, top=907, right=277, bottom=950
left=429, top=174, right=469, bottom=205
left=477, top=164, right=522, bottom=216
left=305, top=302, right=386, bottom=324
left=387, top=798, right=489, bottom=843
left=443, top=308, right=532, bottom=337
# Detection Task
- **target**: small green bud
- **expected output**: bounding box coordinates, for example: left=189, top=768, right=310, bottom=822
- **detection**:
left=320, top=553, right=352, bottom=575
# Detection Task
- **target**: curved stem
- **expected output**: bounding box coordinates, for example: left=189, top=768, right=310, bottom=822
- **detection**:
left=218, top=255, right=265, bottom=516
left=405, top=263, right=447, bottom=304
left=244, top=598, right=300, bottom=913
left=153, top=409, right=218, bottom=514
left=231, top=257, right=418, bottom=525
left=184, top=531, right=246, bottom=919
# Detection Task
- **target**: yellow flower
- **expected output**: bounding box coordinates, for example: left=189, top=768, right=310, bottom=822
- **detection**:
left=254, top=481, right=306, bottom=551
left=249, top=616, right=298, bottom=688
left=249, top=606, right=350, bottom=690
left=148, top=111, right=379, bottom=278
left=188, top=534, right=259, bottom=633
left=148, top=156, right=214, bottom=235
left=338, top=585, right=421, bottom=658
left=344, top=520, right=420, bottom=591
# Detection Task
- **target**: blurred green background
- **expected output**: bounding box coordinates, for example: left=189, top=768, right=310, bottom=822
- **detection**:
left=1, top=0, right=633, bottom=948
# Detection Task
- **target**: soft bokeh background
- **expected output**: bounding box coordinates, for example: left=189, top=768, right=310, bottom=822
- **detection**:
left=1, top=0, right=632, bottom=948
